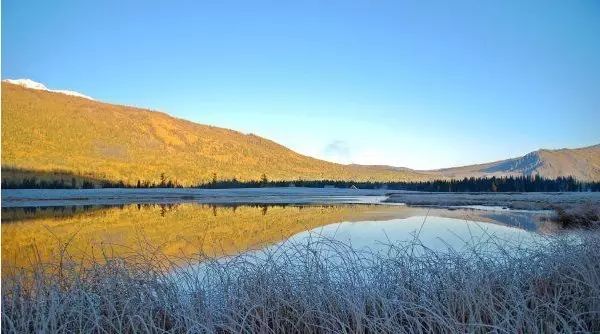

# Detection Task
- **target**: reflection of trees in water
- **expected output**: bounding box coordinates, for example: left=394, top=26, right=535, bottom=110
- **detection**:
left=3, top=203, right=540, bottom=275
left=3, top=203, right=400, bottom=272
left=159, top=203, right=178, bottom=217
left=2, top=205, right=107, bottom=222
left=2, top=203, right=336, bottom=223
left=3, top=203, right=185, bottom=222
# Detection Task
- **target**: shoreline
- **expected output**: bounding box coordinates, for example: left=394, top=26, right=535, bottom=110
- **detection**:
left=384, top=191, right=600, bottom=210
left=1, top=187, right=390, bottom=208
left=2, top=187, right=599, bottom=210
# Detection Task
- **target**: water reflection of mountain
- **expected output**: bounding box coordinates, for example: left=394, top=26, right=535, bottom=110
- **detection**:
left=2, top=204, right=545, bottom=274
left=2, top=204, right=405, bottom=271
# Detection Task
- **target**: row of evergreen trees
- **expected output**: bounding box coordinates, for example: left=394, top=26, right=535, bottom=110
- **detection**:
left=199, top=175, right=600, bottom=192
left=2, top=174, right=599, bottom=192
left=1, top=173, right=184, bottom=190
left=391, top=175, right=596, bottom=192
left=2, top=177, right=109, bottom=189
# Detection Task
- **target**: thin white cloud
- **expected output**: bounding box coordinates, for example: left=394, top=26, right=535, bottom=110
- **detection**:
left=322, top=140, right=351, bottom=163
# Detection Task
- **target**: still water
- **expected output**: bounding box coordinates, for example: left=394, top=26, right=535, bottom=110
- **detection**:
left=1, top=203, right=549, bottom=273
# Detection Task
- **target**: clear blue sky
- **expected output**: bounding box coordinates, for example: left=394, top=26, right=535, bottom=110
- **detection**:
left=3, top=0, right=599, bottom=169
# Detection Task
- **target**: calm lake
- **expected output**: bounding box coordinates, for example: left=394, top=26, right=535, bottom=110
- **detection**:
left=1, top=191, right=552, bottom=274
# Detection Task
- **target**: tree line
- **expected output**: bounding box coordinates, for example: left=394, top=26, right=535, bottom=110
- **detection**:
left=198, top=175, right=599, bottom=192
left=2, top=173, right=599, bottom=192
left=1, top=173, right=183, bottom=189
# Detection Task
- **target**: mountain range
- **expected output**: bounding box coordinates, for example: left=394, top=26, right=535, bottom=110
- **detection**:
left=2, top=80, right=599, bottom=186
left=431, top=145, right=600, bottom=181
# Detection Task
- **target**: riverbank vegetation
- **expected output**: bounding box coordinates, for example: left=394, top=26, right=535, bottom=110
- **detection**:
left=3, top=169, right=599, bottom=192
left=198, top=175, right=600, bottom=192
left=2, top=231, right=599, bottom=333
left=551, top=203, right=600, bottom=228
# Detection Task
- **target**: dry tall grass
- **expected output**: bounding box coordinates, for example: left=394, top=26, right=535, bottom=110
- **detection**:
left=2, top=230, right=599, bottom=333
left=553, top=203, right=600, bottom=228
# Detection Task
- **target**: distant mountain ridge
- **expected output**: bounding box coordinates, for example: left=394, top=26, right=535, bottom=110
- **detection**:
left=1, top=80, right=598, bottom=186
left=428, top=145, right=600, bottom=181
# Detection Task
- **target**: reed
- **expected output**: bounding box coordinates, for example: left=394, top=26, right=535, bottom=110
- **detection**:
left=2, top=231, right=600, bottom=333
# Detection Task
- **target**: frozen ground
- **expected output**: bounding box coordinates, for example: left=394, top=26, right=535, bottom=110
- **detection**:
left=3, top=188, right=599, bottom=210
left=385, top=191, right=600, bottom=210
left=1, top=187, right=390, bottom=208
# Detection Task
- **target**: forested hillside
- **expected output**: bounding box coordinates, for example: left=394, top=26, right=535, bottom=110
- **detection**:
left=1, top=83, right=431, bottom=186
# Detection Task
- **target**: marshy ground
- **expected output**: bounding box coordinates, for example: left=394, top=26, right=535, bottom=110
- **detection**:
left=3, top=232, right=600, bottom=333
left=2, top=188, right=599, bottom=333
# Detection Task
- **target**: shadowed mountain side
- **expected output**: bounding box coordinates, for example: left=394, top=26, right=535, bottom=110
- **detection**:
left=427, top=145, right=600, bottom=181
left=1, top=167, right=126, bottom=189
left=1, top=83, right=433, bottom=186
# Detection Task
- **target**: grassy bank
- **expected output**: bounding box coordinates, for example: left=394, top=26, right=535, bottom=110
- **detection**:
left=2, top=232, right=600, bottom=333
left=552, top=203, right=600, bottom=229
left=385, top=191, right=600, bottom=210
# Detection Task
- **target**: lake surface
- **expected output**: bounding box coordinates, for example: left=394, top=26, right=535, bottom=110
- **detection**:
left=1, top=196, right=551, bottom=274
left=1, top=188, right=392, bottom=207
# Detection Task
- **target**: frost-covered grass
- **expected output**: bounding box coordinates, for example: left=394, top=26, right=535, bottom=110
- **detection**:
left=2, top=232, right=600, bottom=333
left=385, top=191, right=600, bottom=210
left=552, top=203, right=600, bottom=229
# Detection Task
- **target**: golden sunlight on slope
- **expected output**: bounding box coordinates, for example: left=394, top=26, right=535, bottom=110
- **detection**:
left=1, top=83, right=432, bottom=185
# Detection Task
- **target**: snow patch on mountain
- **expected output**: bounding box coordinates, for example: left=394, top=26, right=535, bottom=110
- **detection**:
left=3, top=78, right=94, bottom=100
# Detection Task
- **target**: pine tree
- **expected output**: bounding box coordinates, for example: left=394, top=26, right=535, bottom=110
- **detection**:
left=261, top=173, right=268, bottom=186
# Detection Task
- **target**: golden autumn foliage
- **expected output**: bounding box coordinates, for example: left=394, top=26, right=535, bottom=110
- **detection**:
left=2, top=204, right=412, bottom=272
left=1, top=83, right=432, bottom=186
